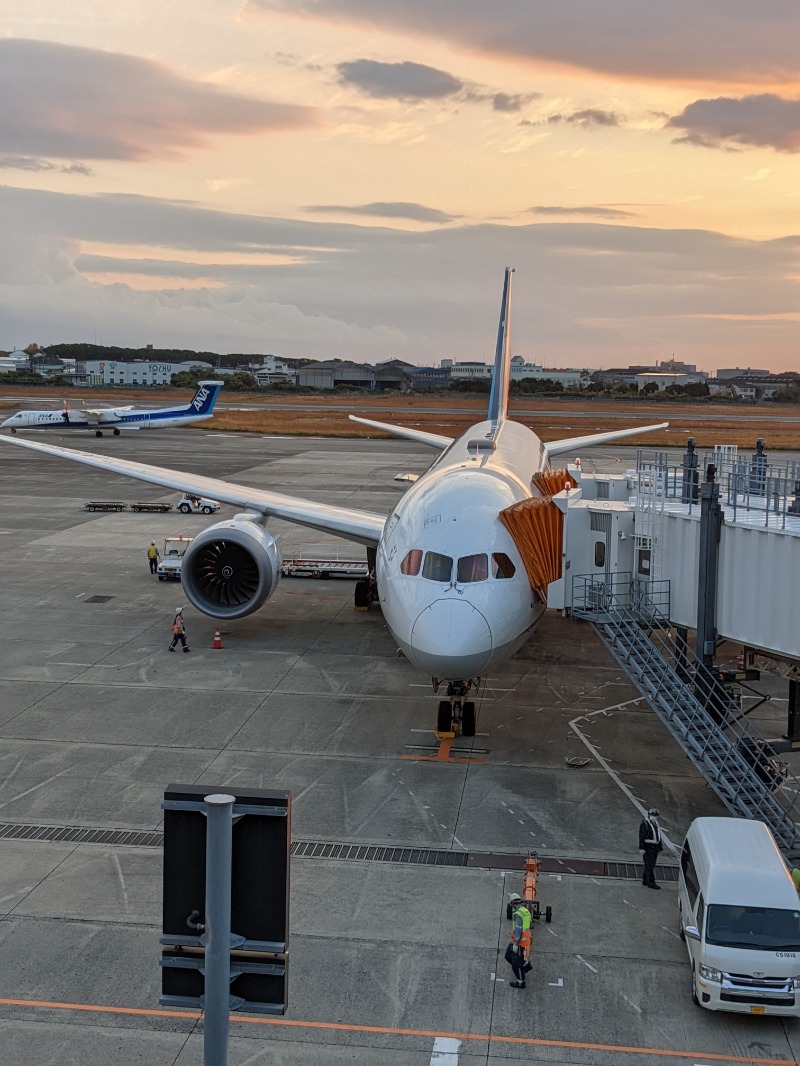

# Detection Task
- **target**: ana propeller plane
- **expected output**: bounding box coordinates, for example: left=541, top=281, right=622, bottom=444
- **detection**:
left=0, top=271, right=666, bottom=736
left=1, top=380, right=222, bottom=437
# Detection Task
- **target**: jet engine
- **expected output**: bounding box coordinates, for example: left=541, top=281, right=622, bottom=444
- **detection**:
left=180, top=515, right=281, bottom=619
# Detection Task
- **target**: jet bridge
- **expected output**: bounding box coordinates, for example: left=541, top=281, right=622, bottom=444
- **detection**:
left=499, top=441, right=800, bottom=847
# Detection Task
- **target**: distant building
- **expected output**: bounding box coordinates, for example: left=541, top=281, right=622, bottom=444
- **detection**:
left=404, top=366, right=451, bottom=390
left=717, top=367, right=771, bottom=381
left=635, top=371, right=707, bottom=391
left=77, top=359, right=212, bottom=386
left=296, top=361, right=374, bottom=390
left=250, top=355, right=295, bottom=386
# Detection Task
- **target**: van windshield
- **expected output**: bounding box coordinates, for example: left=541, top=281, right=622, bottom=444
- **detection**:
left=705, top=904, right=800, bottom=951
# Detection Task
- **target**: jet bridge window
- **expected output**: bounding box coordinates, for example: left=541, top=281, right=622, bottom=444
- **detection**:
left=422, top=551, right=453, bottom=583
left=491, top=553, right=516, bottom=579
left=400, top=549, right=423, bottom=576
left=457, top=553, right=488, bottom=583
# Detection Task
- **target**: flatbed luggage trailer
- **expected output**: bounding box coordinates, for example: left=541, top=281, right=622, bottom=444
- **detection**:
left=506, top=854, right=553, bottom=964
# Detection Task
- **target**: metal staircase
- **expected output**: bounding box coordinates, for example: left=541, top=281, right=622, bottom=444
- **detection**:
left=572, top=573, right=800, bottom=849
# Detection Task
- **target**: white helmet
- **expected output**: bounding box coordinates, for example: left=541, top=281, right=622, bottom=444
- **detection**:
left=175, top=607, right=183, bottom=614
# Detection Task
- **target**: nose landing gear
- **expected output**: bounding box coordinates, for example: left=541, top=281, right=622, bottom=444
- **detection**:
left=434, top=679, right=477, bottom=739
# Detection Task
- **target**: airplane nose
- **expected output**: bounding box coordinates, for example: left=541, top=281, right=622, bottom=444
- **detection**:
left=410, top=599, right=493, bottom=677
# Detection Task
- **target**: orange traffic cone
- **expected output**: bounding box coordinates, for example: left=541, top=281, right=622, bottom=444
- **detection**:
left=212, top=627, right=223, bottom=650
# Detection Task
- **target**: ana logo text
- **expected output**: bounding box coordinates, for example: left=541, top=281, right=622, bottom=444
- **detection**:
left=192, top=387, right=210, bottom=412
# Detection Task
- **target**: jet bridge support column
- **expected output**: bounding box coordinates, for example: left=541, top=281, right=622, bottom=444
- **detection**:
left=697, top=464, right=724, bottom=670
left=788, top=680, right=800, bottom=744
left=681, top=438, right=699, bottom=504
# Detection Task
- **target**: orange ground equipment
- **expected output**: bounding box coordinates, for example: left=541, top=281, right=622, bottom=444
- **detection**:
left=211, top=627, right=224, bottom=650
left=506, top=853, right=553, bottom=963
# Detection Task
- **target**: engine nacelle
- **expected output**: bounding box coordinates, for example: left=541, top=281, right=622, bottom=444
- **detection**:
left=181, top=515, right=281, bottom=619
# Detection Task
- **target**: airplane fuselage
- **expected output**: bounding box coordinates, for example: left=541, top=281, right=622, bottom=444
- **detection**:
left=1, top=410, right=211, bottom=430
left=377, top=419, right=549, bottom=680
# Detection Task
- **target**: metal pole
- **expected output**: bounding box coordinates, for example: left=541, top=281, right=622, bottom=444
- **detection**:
left=697, top=464, right=723, bottom=670
left=204, top=793, right=235, bottom=1066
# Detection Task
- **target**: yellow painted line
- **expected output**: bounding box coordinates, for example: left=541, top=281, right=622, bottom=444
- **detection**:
left=401, top=737, right=484, bottom=764
left=0, top=998, right=796, bottom=1064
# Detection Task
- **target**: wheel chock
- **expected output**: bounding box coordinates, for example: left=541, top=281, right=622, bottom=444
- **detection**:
left=435, top=728, right=456, bottom=740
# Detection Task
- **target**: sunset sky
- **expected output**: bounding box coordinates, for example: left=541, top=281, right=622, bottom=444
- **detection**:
left=2, top=1, right=800, bottom=371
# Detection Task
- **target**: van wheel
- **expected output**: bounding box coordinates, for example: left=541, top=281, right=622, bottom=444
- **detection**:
left=179, top=504, right=190, bottom=514
left=679, top=905, right=686, bottom=942
left=202, top=506, right=212, bottom=514
left=691, top=964, right=699, bottom=1006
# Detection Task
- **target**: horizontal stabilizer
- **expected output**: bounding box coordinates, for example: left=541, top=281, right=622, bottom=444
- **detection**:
left=545, top=422, right=669, bottom=458
left=349, top=416, right=453, bottom=451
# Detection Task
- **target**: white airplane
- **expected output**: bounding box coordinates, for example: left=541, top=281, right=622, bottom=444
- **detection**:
left=1, top=380, right=223, bottom=437
left=0, top=271, right=666, bottom=735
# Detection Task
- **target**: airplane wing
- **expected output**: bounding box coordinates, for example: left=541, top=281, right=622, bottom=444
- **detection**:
left=545, top=422, right=669, bottom=458
left=349, top=415, right=453, bottom=450
left=0, top=436, right=385, bottom=546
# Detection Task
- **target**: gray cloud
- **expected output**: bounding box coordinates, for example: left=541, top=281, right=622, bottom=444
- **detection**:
left=306, top=202, right=458, bottom=223
left=492, top=92, right=540, bottom=113
left=255, top=1, right=800, bottom=84
left=667, top=94, right=800, bottom=153
left=545, top=109, right=622, bottom=128
left=531, top=206, right=639, bottom=220
left=0, top=39, right=317, bottom=163
left=0, top=156, right=92, bottom=175
left=2, top=183, right=800, bottom=370
left=336, top=59, right=463, bottom=100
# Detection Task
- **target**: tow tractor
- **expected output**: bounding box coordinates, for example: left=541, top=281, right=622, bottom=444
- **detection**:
left=157, top=535, right=193, bottom=581
left=506, top=853, right=553, bottom=975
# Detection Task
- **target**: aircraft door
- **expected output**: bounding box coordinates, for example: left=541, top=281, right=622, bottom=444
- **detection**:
left=590, top=511, right=613, bottom=601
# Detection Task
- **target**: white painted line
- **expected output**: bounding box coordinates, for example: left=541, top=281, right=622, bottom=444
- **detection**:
left=430, top=1036, right=461, bottom=1063
left=549, top=874, right=562, bottom=881
left=548, top=977, right=564, bottom=987
left=568, top=701, right=679, bottom=858
left=575, top=954, right=598, bottom=973
left=546, top=926, right=558, bottom=937
left=661, top=925, right=682, bottom=941
left=620, top=993, right=642, bottom=1014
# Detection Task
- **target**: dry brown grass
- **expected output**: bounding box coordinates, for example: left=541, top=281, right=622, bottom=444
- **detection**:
left=1, top=387, right=798, bottom=449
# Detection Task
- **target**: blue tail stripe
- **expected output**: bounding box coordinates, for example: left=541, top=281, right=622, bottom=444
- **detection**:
left=487, top=267, right=514, bottom=424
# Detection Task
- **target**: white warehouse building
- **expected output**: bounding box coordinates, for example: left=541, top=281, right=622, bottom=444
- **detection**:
left=78, top=359, right=213, bottom=386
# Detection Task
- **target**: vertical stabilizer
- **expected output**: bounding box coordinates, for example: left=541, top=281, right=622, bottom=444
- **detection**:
left=185, top=380, right=223, bottom=417
left=487, top=267, right=514, bottom=424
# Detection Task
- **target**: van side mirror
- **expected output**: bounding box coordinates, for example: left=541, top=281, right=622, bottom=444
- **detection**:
left=685, top=925, right=701, bottom=941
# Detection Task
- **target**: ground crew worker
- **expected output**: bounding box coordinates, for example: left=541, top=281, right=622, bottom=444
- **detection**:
left=147, top=541, right=160, bottom=574
left=506, top=892, right=532, bottom=988
left=639, top=806, right=663, bottom=889
left=169, top=607, right=189, bottom=653
left=791, top=867, right=800, bottom=894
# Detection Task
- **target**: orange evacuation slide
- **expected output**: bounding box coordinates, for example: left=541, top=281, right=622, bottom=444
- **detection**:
left=499, top=469, right=570, bottom=602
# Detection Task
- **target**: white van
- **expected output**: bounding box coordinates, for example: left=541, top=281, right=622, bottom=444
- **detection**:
left=679, top=817, right=800, bottom=1016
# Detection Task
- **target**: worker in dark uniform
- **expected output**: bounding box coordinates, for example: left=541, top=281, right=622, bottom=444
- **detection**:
left=639, top=807, right=663, bottom=889
left=505, top=892, right=532, bottom=988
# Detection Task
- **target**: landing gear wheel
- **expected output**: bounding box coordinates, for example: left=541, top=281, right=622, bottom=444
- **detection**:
left=545, top=905, right=552, bottom=923
left=506, top=902, right=514, bottom=920
left=354, top=579, right=370, bottom=610
left=113, top=428, right=120, bottom=436
left=461, top=701, right=476, bottom=737
left=436, top=700, right=452, bottom=735
left=95, top=430, right=103, bottom=437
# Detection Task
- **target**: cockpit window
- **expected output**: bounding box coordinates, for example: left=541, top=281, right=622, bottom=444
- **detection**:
left=422, top=551, right=453, bottom=583
left=457, top=553, right=488, bottom=583
left=400, top=549, right=423, bottom=576
left=491, top=553, right=516, bottom=579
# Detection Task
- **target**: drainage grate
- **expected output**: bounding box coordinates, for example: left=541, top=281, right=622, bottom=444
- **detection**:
left=0, top=821, right=680, bottom=881
left=290, top=841, right=467, bottom=866
left=0, top=822, right=163, bottom=847
left=84, top=595, right=115, bottom=604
